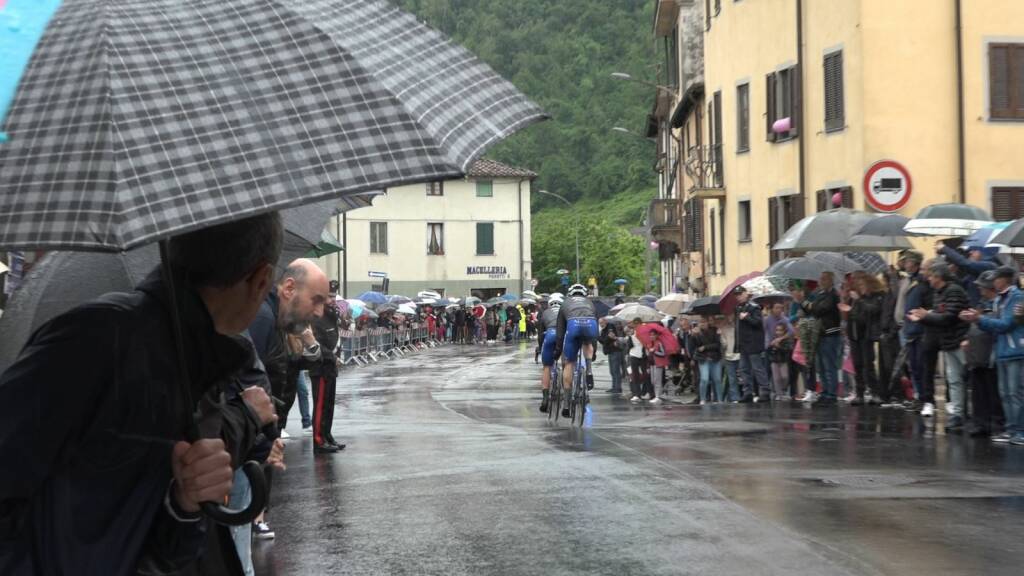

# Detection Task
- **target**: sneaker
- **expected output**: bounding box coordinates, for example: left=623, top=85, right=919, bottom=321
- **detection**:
left=945, top=415, right=964, bottom=432
left=813, top=395, right=837, bottom=407
left=302, top=427, right=313, bottom=436
left=967, top=425, right=991, bottom=438
left=920, top=402, right=935, bottom=418
left=992, top=432, right=1013, bottom=444
left=842, top=393, right=858, bottom=403
left=1010, top=434, right=1024, bottom=446
left=907, top=399, right=923, bottom=413
left=561, top=407, right=571, bottom=418
left=880, top=401, right=906, bottom=410
left=280, top=430, right=291, bottom=439
left=586, top=374, right=594, bottom=390
left=649, top=397, right=662, bottom=405
left=630, top=396, right=642, bottom=403
left=253, top=521, right=275, bottom=540
left=700, top=400, right=708, bottom=406
left=865, top=394, right=882, bottom=405
left=946, top=402, right=955, bottom=416
left=800, top=391, right=818, bottom=403
left=738, top=395, right=754, bottom=404
left=539, top=400, right=549, bottom=413
left=849, top=396, right=865, bottom=406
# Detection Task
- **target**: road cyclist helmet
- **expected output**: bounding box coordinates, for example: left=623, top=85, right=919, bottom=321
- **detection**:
left=567, top=284, right=588, bottom=298
left=548, top=292, right=565, bottom=305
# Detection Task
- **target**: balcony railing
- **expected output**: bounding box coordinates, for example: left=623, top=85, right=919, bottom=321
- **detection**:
left=648, top=198, right=682, bottom=254
left=683, top=144, right=725, bottom=197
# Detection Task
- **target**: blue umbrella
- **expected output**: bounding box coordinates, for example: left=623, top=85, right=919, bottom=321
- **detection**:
left=358, top=291, right=388, bottom=305
left=613, top=278, right=629, bottom=285
left=963, top=222, right=1011, bottom=250
left=387, top=294, right=413, bottom=304
left=638, top=294, right=658, bottom=309
left=501, top=293, right=519, bottom=302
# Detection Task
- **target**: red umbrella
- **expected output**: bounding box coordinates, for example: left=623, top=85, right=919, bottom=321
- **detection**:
left=473, top=305, right=486, bottom=318
left=635, top=323, right=677, bottom=355
left=717, top=271, right=763, bottom=316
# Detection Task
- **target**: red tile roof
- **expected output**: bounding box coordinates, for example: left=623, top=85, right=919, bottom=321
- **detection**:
left=467, top=158, right=537, bottom=180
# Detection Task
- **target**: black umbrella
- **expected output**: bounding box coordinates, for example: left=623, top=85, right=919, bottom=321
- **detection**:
left=987, top=218, right=1024, bottom=254
left=765, top=257, right=829, bottom=281
left=685, top=296, right=721, bottom=316
left=590, top=298, right=612, bottom=318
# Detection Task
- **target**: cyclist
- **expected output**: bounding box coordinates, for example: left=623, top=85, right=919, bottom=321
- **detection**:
left=537, top=293, right=564, bottom=413
left=554, top=284, right=599, bottom=418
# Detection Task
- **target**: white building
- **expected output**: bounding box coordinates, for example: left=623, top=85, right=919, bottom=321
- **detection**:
left=320, top=159, right=536, bottom=299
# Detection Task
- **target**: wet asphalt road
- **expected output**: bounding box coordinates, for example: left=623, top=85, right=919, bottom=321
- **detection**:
left=254, top=342, right=1024, bottom=576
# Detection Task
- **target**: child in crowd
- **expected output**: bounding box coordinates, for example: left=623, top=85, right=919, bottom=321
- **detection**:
left=767, top=323, right=794, bottom=401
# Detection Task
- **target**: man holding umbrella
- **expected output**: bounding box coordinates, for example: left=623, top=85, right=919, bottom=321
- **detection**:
left=0, top=214, right=282, bottom=574
left=733, top=286, right=772, bottom=403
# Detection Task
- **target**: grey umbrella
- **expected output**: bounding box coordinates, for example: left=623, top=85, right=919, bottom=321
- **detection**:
left=989, top=218, right=1024, bottom=254
left=0, top=0, right=546, bottom=252
left=773, top=208, right=913, bottom=252
left=854, top=214, right=922, bottom=237
left=806, top=252, right=888, bottom=276
left=765, top=257, right=830, bottom=281
left=684, top=296, right=721, bottom=316
left=904, top=204, right=994, bottom=237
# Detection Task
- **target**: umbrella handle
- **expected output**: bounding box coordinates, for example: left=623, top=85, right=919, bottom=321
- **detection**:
left=199, top=460, right=267, bottom=526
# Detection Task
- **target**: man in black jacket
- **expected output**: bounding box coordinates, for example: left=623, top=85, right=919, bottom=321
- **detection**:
left=0, top=213, right=282, bottom=575
left=599, top=318, right=626, bottom=394
left=733, top=286, right=771, bottom=403
left=908, top=262, right=970, bottom=424
left=310, top=281, right=344, bottom=453
left=796, top=271, right=842, bottom=406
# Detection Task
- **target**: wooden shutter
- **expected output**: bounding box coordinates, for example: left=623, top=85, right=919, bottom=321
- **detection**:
left=840, top=186, right=854, bottom=208
left=476, top=223, right=494, bottom=255
left=709, top=207, right=717, bottom=273
left=705, top=0, right=712, bottom=30
left=737, top=84, right=750, bottom=152
left=768, top=197, right=779, bottom=247
left=824, top=51, right=844, bottom=131
left=816, top=190, right=827, bottom=212
left=991, top=44, right=1013, bottom=119
left=789, top=66, right=801, bottom=137
left=766, top=73, right=777, bottom=142
left=992, top=187, right=1024, bottom=221
left=1014, top=46, right=1024, bottom=118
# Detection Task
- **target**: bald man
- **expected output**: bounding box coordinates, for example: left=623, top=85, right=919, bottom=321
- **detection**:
left=246, top=259, right=331, bottom=540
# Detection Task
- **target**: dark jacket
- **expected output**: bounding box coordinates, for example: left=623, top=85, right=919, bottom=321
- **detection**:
left=599, top=322, right=625, bottom=355
left=311, top=301, right=341, bottom=376
left=940, top=246, right=997, bottom=307
left=735, top=301, right=766, bottom=354
left=692, top=327, right=723, bottom=362
left=880, top=283, right=899, bottom=337
left=901, top=273, right=932, bottom=339
left=767, top=337, right=794, bottom=364
left=848, top=292, right=884, bottom=342
left=917, top=281, right=970, bottom=351
left=247, top=292, right=289, bottom=402
left=802, top=288, right=841, bottom=336
left=0, top=271, right=251, bottom=575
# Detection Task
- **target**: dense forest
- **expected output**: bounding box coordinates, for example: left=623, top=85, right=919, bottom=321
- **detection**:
left=393, top=0, right=660, bottom=293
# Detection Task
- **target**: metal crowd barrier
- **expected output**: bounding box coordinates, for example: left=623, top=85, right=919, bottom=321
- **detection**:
left=336, top=323, right=445, bottom=367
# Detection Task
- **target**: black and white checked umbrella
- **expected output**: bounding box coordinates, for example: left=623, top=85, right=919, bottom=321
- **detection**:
left=0, top=0, right=546, bottom=251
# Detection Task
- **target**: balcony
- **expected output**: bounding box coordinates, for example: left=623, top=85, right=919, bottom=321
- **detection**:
left=648, top=197, right=683, bottom=251
left=684, top=144, right=726, bottom=199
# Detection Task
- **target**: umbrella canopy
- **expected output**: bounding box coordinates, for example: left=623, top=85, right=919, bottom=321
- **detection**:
left=718, top=271, right=763, bottom=315
left=414, top=297, right=437, bottom=306
left=602, top=315, right=627, bottom=326
left=435, top=298, right=453, bottom=307
left=638, top=294, right=658, bottom=309
left=0, top=0, right=546, bottom=252
left=854, top=214, right=921, bottom=237
left=472, top=305, right=486, bottom=318
left=519, top=298, right=537, bottom=306
left=590, top=298, right=612, bottom=318
left=963, top=222, right=1012, bottom=250
left=806, top=252, right=887, bottom=276
left=375, top=303, right=398, bottom=314
left=305, top=229, right=344, bottom=258
left=753, top=292, right=794, bottom=307
left=609, top=302, right=628, bottom=315
left=522, top=290, right=539, bottom=300
left=501, top=293, right=519, bottom=302
left=352, top=306, right=378, bottom=320
left=988, top=219, right=1024, bottom=254
left=904, top=204, right=993, bottom=237
left=345, top=299, right=368, bottom=309
left=765, top=257, right=830, bottom=281
left=636, top=323, right=676, bottom=353
left=357, top=291, right=388, bottom=306
left=655, top=293, right=690, bottom=316
left=615, top=304, right=661, bottom=323
left=486, top=297, right=504, bottom=306
left=417, top=290, right=442, bottom=300
left=613, top=279, right=629, bottom=285
left=556, top=269, right=570, bottom=275
left=684, top=296, right=721, bottom=316
left=742, top=275, right=788, bottom=297
left=397, top=304, right=417, bottom=315
left=387, top=295, right=413, bottom=305
left=773, top=209, right=913, bottom=252
left=464, top=296, right=482, bottom=306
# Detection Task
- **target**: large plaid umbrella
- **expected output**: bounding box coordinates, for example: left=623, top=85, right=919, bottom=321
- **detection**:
left=0, top=0, right=546, bottom=252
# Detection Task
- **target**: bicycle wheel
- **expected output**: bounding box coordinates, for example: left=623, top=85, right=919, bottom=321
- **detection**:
left=577, top=358, right=589, bottom=427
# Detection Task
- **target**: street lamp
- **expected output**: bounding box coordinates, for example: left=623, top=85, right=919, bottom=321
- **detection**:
left=610, top=72, right=677, bottom=96
left=536, top=189, right=580, bottom=284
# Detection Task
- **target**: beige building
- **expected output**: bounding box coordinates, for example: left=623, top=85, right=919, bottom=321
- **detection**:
left=648, top=0, right=1024, bottom=295
left=319, top=159, right=536, bottom=298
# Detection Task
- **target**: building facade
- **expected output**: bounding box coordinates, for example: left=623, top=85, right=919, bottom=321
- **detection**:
left=649, top=0, right=1024, bottom=295
left=320, top=159, right=535, bottom=299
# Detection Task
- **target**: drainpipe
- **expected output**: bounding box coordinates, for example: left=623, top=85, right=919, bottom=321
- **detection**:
left=336, top=214, right=342, bottom=293
left=518, top=180, right=524, bottom=293
left=955, top=0, right=966, bottom=204
left=342, top=212, right=348, bottom=298
left=796, top=0, right=806, bottom=208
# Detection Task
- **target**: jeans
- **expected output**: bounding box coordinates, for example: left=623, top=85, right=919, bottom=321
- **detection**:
left=725, top=359, right=740, bottom=401
left=739, top=353, right=770, bottom=399
left=851, top=338, right=879, bottom=398
left=905, top=338, right=923, bottom=398
left=699, top=360, right=723, bottom=402
left=296, top=370, right=312, bottom=429
left=816, top=334, right=842, bottom=399
left=607, top=351, right=624, bottom=392
left=942, top=349, right=967, bottom=416
left=997, top=359, right=1024, bottom=434
left=228, top=469, right=254, bottom=576
left=649, top=365, right=663, bottom=398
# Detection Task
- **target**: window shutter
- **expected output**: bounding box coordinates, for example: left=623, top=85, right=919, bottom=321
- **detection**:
left=694, top=198, right=704, bottom=251
left=790, top=65, right=801, bottom=137
left=1013, top=46, right=1024, bottom=118
left=768, top=197, right=779, bottom=244
left=766, top=73, right=777, bottom=142
left=476, top=223, right=494, bottom=255
left=824, top=52, right=844, bottom=131
left=992, top=187, right=1024, bottom=221
left=816, top=190, right=827, bottom=212
left=840, top=186, right=854, bottom=208
left=991, top=44, right=1012, bottom=119
left=789, top=193, right=806, bottom=224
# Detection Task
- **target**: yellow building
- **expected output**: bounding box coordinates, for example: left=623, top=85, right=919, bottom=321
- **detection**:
left=650, top=0, right=1024, bottom=295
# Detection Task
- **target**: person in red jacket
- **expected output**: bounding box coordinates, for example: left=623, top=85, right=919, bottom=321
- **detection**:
left=645, top=329, right=671, bottom=405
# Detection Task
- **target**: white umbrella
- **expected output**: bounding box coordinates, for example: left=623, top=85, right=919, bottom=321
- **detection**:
left=615, top=304, right=662, bottom=323
left=397, top=304, right=417, bottom=315
left=0, top=261, right=7, bottom=275
left=903, top=204, right=993, bottom=237
left=417, top=290, right=442, bottom=300
left=655, top=293, right=690, bottom=316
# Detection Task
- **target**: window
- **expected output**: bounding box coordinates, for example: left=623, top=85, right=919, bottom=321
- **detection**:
left=663, top=28, right=679, bottom=89
left=476, top=222, right=494, bottom=255
left=824, top=51, right=845, bottom=132
left=719, top=206, right=726, bottom=274
left=427, top=223, right=444, bottom=255
left=476, top=180, right=493, bottom=197
left=708, top=91, right=724, bottom=187
left=767, top=66, right=799, bottom=141
left=738, top=200, right=752, bottom=242
left=816, top=187, right=853, bottom=211
left=709, top=207, right=717, bottom=274
left=992, top=187, right=1024, bottom=221
left=736, top=83, right=750, bottom=152
left=990, top=44, right=1024, bottom=120
left=426, top=181, right=444, bottom=196
left=768, top=194, right=805, bottom=263
left=369, top=222, right=387, bottom=254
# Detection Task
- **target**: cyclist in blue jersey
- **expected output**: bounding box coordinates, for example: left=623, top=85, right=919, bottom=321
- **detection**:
left=537, top=293, right=564, bottom=413
left=554, top=284, right=599, bottom=418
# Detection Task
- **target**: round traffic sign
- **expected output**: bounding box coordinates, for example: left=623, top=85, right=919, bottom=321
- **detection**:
left=863, top=160, right=912, bottom=212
